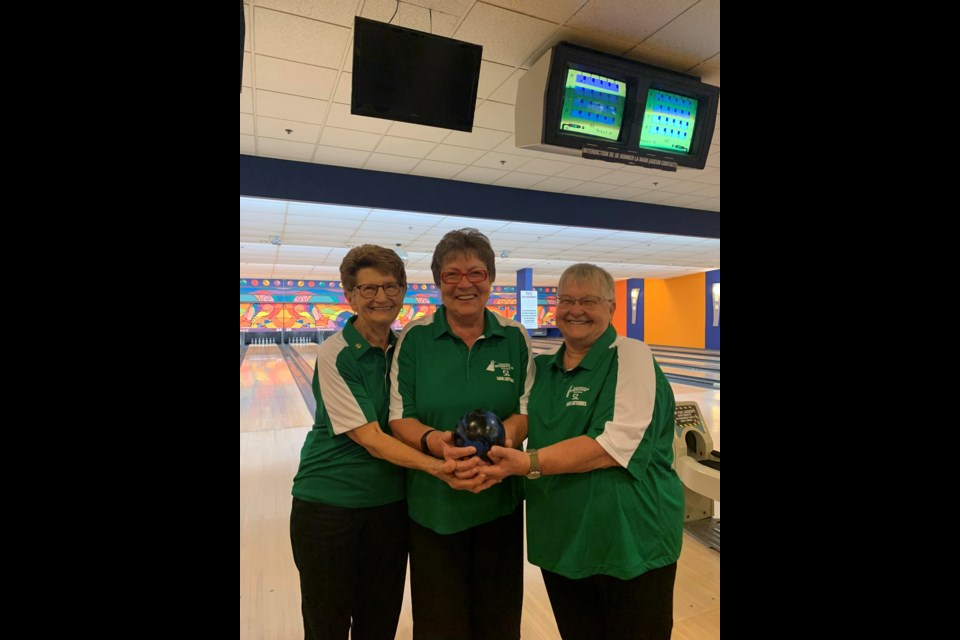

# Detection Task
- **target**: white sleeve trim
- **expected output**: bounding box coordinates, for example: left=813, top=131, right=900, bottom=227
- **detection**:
left=316, top=333, right=369, bottom=435
left=594, top=338, right=656, bottom=468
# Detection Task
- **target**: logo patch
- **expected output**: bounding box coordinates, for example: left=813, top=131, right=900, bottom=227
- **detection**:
left=565, top=385, right=590, bottom=407
left=487, top=360, right=515, bottom=383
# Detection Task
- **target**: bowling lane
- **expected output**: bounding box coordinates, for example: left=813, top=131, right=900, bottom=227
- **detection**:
left=240, top=344, right=313, bottom=432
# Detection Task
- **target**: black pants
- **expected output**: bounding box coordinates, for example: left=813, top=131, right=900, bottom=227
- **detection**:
left=408, top=505, right=524, bottom=640
left=542, top=562, right=677, bottom=640
left=290, top=497, right=408, bottom=640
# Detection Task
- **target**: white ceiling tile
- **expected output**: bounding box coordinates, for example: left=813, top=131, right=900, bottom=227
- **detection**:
left=442, top=127, right=511, bottom=150
left=325, top=102, right=392, bottom=133
left=492, top=134, right=543, bottom=157
left=387, top=121, right=452, bottom=142
left=241, top=113, right=254, bottom=135
left=244, top=3, right=251, bottom=50
left=256, top=116, right=322, bottom=143
left=516, top=158, right=576, bottom=176
left=473, top=151, right=533, bottom=171
left=320, top=126, right=384, bottom=151
left=622, top=43, right=699, bottom=74
left=332, top=72, right=351, bottom=104
left=630, top=190, right=682, bottom=204
left=254, top=8, right=352, bottom=68
left=455, top=3, right=558, bottom=66
left=487, top=67, right=527, bottom=104
left=646, top=0, right=720, bottom=67
left=256, top=0, right=359, bottom=27
left=256, top=90, right=329, bottom=125
left=651, top=180, right=707, bottom=195
left=554, top=164, right=615, bottom=181
left=532, top=176, right=583, bottom=192
left=482, top=0, right=585, bottom=24
left=243, top=54, right=252, bottom=88
left=593, top=170, right=643, bottom=186
left=601, top=186, right=648, bottom=199
left=689, top=185, right=720, bottom=198
left=706, top=147, right=719, bottom=168
left=567, top=0, right=699, bottom=45
left=472, top=100, right=516, bottom=132
left=403, top=0, right=482, bottom=17
left=363, top=154, right=422, bottom=173
left=257, top=137, right=317, bottom=161
left=426, top=144, right=486, bottom=164
left=492, top=172, right=547, bottom=188
left=311, top=145, right=370, bottom=167
left=687, top=169, right=720, bottom=185
left=430, top=11, right=460, bottom=37
left=241, top=0, right=719, bottom=283
left=253, top=56, right=338, bottom=101
left=411, top=160, right=468, bottom=179
left=454, top=166, right=509, bottom=184
left=562, top=182, right=617, bottom=197
left=658, top=194, right=709, bottom=207
left=375, top=136, right=438, bottom=158
left=477, top=61, right=516, bottom=100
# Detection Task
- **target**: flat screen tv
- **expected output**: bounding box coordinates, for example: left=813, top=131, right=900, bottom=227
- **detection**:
left=516, top=42, right=719, bottom=170
left=351, top=17, right=483, bottom=132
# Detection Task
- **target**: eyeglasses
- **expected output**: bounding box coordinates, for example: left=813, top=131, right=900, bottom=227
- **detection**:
left=353, top=282, right=405, bottom=299
left=557, top=296, right=608, bottom=309
left=440, top=269, right=488, bottom=284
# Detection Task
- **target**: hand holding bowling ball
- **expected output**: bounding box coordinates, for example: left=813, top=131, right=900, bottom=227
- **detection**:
left=454, top=409, right=505, bottom=463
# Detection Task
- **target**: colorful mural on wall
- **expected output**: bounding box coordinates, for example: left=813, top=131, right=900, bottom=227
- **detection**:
left=240, top=280, right=558, bottom=331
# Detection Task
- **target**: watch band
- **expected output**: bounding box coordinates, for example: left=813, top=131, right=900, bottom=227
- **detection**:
left=526, top=448, right=541, bottom=480
left=420, top=429, right=436, bottom=455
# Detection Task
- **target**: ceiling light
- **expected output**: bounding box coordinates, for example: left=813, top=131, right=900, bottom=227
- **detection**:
left=395, top=243, right=409, bottom=262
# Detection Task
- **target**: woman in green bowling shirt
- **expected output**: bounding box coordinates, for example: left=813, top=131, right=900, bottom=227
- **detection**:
left=484, top=263, right=684, bottom=640
left=290, top=245, right=484, bottom=640
left=389, top=228, right=535, bottom=640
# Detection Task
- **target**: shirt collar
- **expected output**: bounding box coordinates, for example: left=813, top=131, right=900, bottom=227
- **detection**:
left=552, top=324, right=617, bottom=371
left=432, top=306, right=505, bottom=341
left=343, top=315, right=397, bottom=357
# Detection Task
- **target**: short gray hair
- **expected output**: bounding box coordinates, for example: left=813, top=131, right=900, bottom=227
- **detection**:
left=558, top=263, right=615, bottom=301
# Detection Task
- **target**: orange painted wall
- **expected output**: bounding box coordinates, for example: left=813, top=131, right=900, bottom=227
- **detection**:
left=612, top=279, right=627, bottom=336
left=644, top=272, right=705, bottom=347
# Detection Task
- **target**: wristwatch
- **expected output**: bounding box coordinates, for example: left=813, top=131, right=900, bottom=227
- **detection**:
left=526, top=448, right=541, bottom=480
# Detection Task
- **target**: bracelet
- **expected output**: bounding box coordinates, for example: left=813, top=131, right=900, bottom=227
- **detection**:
left=420, top=429, right=437, bottom=455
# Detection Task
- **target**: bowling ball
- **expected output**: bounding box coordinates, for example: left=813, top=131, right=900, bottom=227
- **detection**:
left=454, top=409, right=506, bottom=463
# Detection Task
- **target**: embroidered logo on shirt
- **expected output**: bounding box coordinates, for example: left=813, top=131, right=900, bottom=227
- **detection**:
left=565, top=385, right=590, bottom=407
left=487, top=360, right=515, bottom=383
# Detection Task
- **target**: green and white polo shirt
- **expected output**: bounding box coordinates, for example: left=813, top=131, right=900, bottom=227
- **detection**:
left=292, top=316, right=406, bottom=508
left=390, top=306, right=535, bottom=534
left=525, top=324, right=684, bottom=580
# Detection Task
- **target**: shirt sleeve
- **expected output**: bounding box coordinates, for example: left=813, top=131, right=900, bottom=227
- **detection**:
left=315, top=345, right=376, bottom=435
left=516, top=327, right=535, bottom=415
left=591, top=339, right=671, bottom=481
left=389, top=326, right=418, bottom=422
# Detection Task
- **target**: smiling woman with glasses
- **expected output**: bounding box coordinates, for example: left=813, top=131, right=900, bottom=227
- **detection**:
left=290, top=244, right=485, bottom=640
left=478, top=263, right=684, bottom=640
left=388, top=228, right=534, bottom=640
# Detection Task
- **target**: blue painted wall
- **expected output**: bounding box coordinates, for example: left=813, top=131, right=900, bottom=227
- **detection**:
left=626, top=278, right=644, bottom=341
left=240, top=155, right=720, bottom=238
left=705, top=269, right=720, bottom=350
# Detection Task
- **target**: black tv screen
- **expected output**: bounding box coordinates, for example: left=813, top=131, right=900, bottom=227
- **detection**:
left=351, top=17, right=483, bottom=132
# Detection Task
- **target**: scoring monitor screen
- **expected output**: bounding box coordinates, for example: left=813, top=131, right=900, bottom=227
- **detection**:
left=558, top=68, right=626, bottom=141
